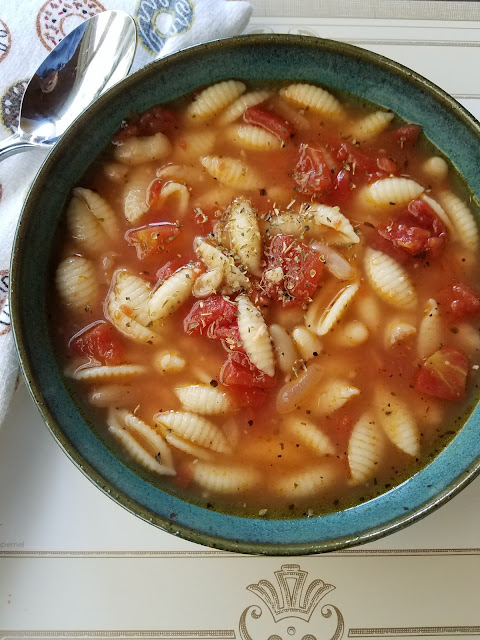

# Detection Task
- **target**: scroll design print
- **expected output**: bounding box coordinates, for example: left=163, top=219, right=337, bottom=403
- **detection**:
left=36, top=0, right=105, bottom=50
left=0, top=20, right=11, bottom=63
left=136, top=0, right=195, bottom=56
left=0, top=271, right=11, bottom=336
left=239, top=564, right=345, bottom=640
left=1, top=80, right=28, bottom=133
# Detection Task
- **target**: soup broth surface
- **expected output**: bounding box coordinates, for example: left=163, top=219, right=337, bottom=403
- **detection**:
left=53, top=79, right=480, bottom=517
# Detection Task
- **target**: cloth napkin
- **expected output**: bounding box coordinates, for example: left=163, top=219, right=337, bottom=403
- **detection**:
left=0, top=0, right=252, bottom=425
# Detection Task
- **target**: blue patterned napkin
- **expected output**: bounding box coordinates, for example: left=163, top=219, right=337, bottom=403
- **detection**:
left=0, top=0, right=252, bottom=423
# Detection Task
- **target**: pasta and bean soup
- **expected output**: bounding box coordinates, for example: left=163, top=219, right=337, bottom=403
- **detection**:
left=53, top=80, right=480, bottom=516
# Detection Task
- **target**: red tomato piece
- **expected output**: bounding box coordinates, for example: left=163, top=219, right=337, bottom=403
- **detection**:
left=377, top=199, right=447, bottom=256
left=244, top=105, right=294, bottom=141
left=70, top=322, right=124, bottom=365
left=293, top=145, right=333, bottom=195
left=439, top=283, right=480, bottom=319
left=414, top=347, right=469, bottom=400
left=183, top=295, right=240, bottom=342
left=138, top=106, right=177, bottom=137
left=229, top=385, right=268, bottom=408
left=263, top=234, right=324, bottom=305
left=156, top=258, right=190, bottom=282
left=392, top=124, right=422, bottom=148
left=376, top=156, right=399, bottom=174
left=337, top=141, right=376, bottom=175
left=113, top=107, right=177, bottom=143
left=328, top=168, right=352, bottom=206
left=220, top=351, right=276, bottom=388
left=125, top=223, right=181, bottom=260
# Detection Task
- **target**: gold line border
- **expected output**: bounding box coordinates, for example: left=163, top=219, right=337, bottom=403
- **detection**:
left=0, top=633, right=236, bottom=640
left=0, top=548, right=480, bottom=558
left=348, top=628, right=480, bottom=637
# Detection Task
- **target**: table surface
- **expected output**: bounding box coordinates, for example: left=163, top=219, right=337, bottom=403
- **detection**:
left=2, top=3, right=480, bottom=637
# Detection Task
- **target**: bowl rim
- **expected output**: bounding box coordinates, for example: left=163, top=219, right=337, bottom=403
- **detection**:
left=10, top=32, right=480, bottom=555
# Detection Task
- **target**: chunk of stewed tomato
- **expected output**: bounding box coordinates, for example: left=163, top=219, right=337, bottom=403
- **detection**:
left=125, top=223, right=181, bottom=260
left=293, top=144, right=333, bottom=195
left=183, top=295, right=241, bottom=344
left=392, top=123, right=422, bottom=148
left=155, top=257, right=190, bottom=282
left=439, top=283, right=480, bottom=320
left=221, top=351, right=276, bottom=387
left=263, top=234, right=324, bottom=305
left=114, top=107, right=177, bottom=143
left=244, top=105, right=294, bottom=142
left=70, top=322, right=124, bottom=365
left=414, top=347, right=469, bottom=400
left=378, top=199, right=447, bottom=256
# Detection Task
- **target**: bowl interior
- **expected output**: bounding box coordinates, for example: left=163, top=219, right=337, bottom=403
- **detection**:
left=11, top=34, right=480, bottom=554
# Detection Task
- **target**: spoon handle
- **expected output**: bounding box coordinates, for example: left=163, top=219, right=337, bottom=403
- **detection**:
left=0, top=131, right=33, bottom=161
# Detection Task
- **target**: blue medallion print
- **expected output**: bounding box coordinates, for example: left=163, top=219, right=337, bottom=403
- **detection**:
left=136, top=0, right=195, bottom=56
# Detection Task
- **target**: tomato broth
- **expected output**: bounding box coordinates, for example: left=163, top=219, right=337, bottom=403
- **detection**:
left=53, top=80, right=480, bottom=518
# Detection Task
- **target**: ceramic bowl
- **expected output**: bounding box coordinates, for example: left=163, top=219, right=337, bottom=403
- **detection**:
left=11, top=34, right=480, bottom=554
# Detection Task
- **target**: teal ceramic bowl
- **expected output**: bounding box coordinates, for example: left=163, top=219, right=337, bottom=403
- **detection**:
left=11, top=34, right=480, bottom=554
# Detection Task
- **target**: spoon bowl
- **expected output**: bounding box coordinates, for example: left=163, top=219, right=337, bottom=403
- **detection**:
left=0, top=10, right=136, bottom=160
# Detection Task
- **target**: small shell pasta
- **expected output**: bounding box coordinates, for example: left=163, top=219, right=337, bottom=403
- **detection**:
left=73, top=187, right=119, bottom=240
left=192, top=268, right=224, bottom=298
left=291, top=326, right=322, bottom=360
left=237, top=295, right=275, bottom=376
left=279, top=83, right=344, bottom=119
left=364, top=177, right=424, bottom=207
left=284, top=416, right=335, bottom=456
left=384, top=319, right=417, bottom=347
left=109, top=270, right=152, bottom=327
left=351, top=110, right=394, bottom=140
left=175, top=384, right=233, bottom=415
left=227, top=198, right=262, bottom=275
left=201, top=156, right=260, bottom=190
left=156, top=181, right=189, bottom=217
left=364, top=248, right=417, bottom=309
left=420, top=194, right=455, bottom=237
left=313, top=378, right=360, bottom=416
left=164, top=431, right=214, bottom=461
left=195, top=238, right=250, bottom=291
left=422, top=156, right=448, bottom=182
left=108, top=420, right=174, bottom=476
left=187, top=80, right=246, bottom=121
left=155, top=411, right=232, bottom=454
left=417, top=298, right=442, bottom=359
left=148, top=266, right=197, bottom=321
left=56, top=256, right=98, bottom=311
left=153, top=350, right=186, bottom=374
left=348, top=412, right=385, bottom=484
left=114, top=132, right=171, bottom=165
left=331, top=320, right=369, bottom=347
left=192, top=461, right=260, bottom=494
left=107, top=298, right=160, bottom=345
left=375, top=387, right=420, bottom=457
left=122, top=168, right=154, bottom=223
left=438, top=190, right=479, bottom=249
left=66, top=195, right=109, bottom=255
left=310, top=204, right=359, bottom=245
left=123, top=412, right=175, bottom=473
left=306, top=283, right=360, bottom=336
left=73, top=364, right=146, bottom=381
left=272, top=463, right=340, bottom=498
left=228, top=124, right=281, bottom=150
left=269, top=324, right=299, bottom=374
left=173, top=130, right=216, bottom=161
left=218, top=89, right=271, bottom=125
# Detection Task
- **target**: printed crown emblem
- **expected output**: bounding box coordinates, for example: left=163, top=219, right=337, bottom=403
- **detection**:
left=247, top=563, right=335, bottom=622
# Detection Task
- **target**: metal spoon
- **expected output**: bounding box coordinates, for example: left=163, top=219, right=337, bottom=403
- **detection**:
left=0, top=10, right=136, bottom=161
